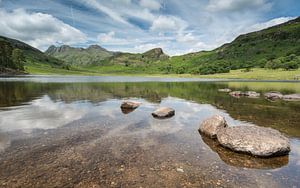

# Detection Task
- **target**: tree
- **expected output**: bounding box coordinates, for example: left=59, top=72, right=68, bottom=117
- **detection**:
left=282, top=61, right=299, bottom=70
left=11, top=49, right=25, bottom=70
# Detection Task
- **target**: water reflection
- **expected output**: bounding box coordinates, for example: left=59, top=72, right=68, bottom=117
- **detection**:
left=200, top=134, right=289, bottom=169
left=0, top=95, right=90, bottom=132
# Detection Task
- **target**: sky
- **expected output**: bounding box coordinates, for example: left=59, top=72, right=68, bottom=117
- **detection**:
left=0, top=0, right=299, bottom=55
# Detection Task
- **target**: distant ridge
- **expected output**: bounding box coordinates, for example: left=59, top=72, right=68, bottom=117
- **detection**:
left=45, top=44, right=114, bottom=66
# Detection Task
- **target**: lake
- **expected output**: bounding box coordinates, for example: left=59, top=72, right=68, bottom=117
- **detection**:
left=0, top=76, right=299, bottom=187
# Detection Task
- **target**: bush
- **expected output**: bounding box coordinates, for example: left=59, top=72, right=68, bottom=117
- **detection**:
left=282, top=61, right=299, bottom=70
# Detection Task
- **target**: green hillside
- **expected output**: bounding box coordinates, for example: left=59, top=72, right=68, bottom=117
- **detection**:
left=0, top=36, right=66, bottom=74
left=45, top=44, right=114, bottom=66
left=160, top=17, right=300, bottom=74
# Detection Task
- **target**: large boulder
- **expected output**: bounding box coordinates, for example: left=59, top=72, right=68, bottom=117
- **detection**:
left=201, top=134, right=288, bottom=169
left=282, top=94, right=300, bottom=101
left=264, top=91, right=283, bottom=100
left=217, top=126, right=290, bottom=157
left=199, top=115, right=228, bottom=138
left=152, top=107, right=175, bottom=119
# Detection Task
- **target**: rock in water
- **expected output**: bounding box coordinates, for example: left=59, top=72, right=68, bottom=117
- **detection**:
left=245, top=91, right=261, bottom=98
left=282, top=94, right=300, bottom=101
left=120, top=101, right=141, bottom=109
left=218, top=88, right=232, bottom=93
left=229, top=91, right=260, bottom=98
left=199, top=115, right=228, bottom=138
left=264, top=91, right=283, bottom=100
left=217, top=126, right=290, bottom=157
left=152, top=107, right=175, bottom=119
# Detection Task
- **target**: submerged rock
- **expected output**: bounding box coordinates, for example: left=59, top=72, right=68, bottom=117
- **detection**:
left=282, top=94, right=300, bottom=101
left=120, top=101, right=141, bottom=109
left=264, top=91, right=283, bottom=100
left=152, top=107, right=175, bottom=119
left=217, top=126, right=290, bottom=157
left=218, top=88, right=232, bottom=93
left=199, top=115, right=228, bottom=138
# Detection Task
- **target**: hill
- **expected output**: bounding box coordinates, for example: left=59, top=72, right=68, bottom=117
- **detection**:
left=0, top=36, right=65, bottom=74
left=160, top=17, right=300, bottom=74
left=45, top=44, right=114, bottom=66
left=107, top=48, right=169, bottom=66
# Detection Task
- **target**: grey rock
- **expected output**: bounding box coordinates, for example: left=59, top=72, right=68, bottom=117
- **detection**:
left=264, top=91, right=283, bottom=100
left=282, top=94, right=300, bottom=101
left=199, top=115, right=228, bottom=138
left=217, top=126, right=290, bottom=157
left=152, top=107, right=175, bottom=119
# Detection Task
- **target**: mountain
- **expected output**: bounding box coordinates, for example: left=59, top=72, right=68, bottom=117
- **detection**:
left=45, top=44, right=114, bottom=66
left=162, top=17, right=300, bottom=74
left=108, top=48, right=169, bottom=66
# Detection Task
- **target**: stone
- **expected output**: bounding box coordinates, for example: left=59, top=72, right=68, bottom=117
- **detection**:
left=264, top=91, right=283, bottom=100
left=176, top=168, right=184, bottom=172
left=245, top=91, right=261, bottom=98
left=120, top=101, right=141, bottom=109
left=282, top=94, right=300, bottom=101
left=229, top=91, right=247, bottom=98
left=218, top=88, right=232, bottom=92
left=152, top=107, right=175, bottom=119
left=217, top=126, right=290, bottom=157
left=199, top=115, right=228, bottom=138
left=229, top=91, right=260, bottom=98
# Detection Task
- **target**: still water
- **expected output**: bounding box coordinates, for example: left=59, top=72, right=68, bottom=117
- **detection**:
left=0, top=76, right=299, bottom=187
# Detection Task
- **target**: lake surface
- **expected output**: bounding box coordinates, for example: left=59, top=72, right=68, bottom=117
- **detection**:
left=0, top=76, right=299, bottom=187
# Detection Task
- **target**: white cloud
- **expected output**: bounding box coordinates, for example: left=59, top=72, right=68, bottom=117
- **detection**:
left=0, top=8, right=86, bottom=50
left=176, top=32, right=196, bottom=43
left=0, top=96, right=89, bottom=132
left=97, top=31, right=131, bottom=45
left=245, top=17, right=296, bottom=33
left=139, top=0, right=161, bottom=10
left=150, top=15, right=187, bottom=32
left=83, top=0, right=130, bottom=25
left=207, top=0, right=272, bottom=12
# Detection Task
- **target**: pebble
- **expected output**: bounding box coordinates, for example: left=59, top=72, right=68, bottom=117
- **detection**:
left=177, top=168, right=184, bottom=173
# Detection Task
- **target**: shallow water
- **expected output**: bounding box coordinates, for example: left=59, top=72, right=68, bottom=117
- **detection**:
left=0, top=76, right=299, bottom=187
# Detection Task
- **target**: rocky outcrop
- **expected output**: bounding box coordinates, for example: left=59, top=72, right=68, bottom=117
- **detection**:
left=282, top=94, right=300, bottom=101
left=264, top=91, right=283, bottom=100
left=217, top=126, right=290, bottom=157
left=152, top=107, right=175, bottom=119
left=199, top=115, right=228, bottom=138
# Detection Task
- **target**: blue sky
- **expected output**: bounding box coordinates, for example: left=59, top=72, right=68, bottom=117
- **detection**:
left=0, top=0, right=299, bottom=55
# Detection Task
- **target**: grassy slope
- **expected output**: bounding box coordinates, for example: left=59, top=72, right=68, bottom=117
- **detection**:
left=26, top=62, right=300, bottom=80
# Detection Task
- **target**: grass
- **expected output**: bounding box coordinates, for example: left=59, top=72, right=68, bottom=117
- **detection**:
left=25, top=63, right=300, bottom=81
left=199, top=68, right=300, bottom=80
